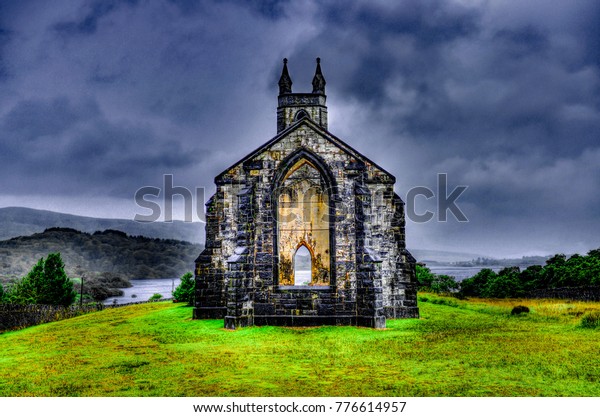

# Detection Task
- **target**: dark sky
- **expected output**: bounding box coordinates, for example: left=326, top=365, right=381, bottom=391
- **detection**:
left=1, top=0, right=599, bottom=257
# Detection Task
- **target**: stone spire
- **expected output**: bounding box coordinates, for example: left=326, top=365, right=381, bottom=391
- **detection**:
left=278, top=58, right=293, bottom=95
left=311, top=57, right=326, bottom=94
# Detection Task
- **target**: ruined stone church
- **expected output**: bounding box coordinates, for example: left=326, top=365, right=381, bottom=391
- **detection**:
left=194, top=58, right=419, bottom=329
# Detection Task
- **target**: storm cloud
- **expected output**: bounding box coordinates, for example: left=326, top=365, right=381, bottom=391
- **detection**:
left=0, top=0, right=598, bottom=257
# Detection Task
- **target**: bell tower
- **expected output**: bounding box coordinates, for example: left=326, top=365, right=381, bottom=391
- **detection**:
left=276, top=58, right=328, bottom=133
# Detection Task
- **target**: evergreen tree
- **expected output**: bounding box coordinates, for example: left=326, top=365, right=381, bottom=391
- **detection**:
left=39, top=253, right=76, bottom=306
left=173, top=272, right=195, bottom=304
left=7, top=258, right=44, bottom=304
left=7, top=253, right=76, bottom=306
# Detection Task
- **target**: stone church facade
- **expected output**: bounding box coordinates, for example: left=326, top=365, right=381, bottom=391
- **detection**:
left=193, top=59, right=419, bottom=329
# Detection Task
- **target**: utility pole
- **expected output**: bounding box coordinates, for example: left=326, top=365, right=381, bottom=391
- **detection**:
left=80, top=274, right=84, bottom=307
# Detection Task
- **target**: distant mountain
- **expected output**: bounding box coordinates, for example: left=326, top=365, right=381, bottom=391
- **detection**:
left=408, top=248, right=488, bottom=264
left=0, top=206, right=204, bottom=243
left=409, top=248, right=551, bottom=269
left=0, top=227, right=202, bottom=282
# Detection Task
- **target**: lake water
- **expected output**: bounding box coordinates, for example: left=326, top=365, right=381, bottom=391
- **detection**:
left=104, top=278, right=181, bottom=305
left=294, top=270, right=311, bottom=285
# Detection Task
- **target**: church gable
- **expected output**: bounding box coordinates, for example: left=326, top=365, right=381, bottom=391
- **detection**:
left=216, top=118, right=395, bottom=186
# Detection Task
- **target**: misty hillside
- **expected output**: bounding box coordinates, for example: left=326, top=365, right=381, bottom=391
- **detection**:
left=0, top=206, right=204, bottom=243
left=0, top=228, right=202, bottom=282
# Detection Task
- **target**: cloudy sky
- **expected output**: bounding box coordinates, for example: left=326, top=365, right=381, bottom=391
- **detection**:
left=0, top=0, right=599, bottom=257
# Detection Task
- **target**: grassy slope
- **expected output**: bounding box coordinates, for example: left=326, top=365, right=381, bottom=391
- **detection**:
left=0, top=296, right=599, bottom=397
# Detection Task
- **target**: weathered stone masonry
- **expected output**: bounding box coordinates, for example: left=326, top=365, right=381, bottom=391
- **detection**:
left=194, top=58, right=419, bottom=329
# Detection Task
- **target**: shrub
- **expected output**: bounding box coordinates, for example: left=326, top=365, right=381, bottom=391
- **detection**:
left=453, top=292, right=467, bottom=300
left=416, top=264, right=435, bottom=289
left=432, top=274, right=460, bottom=294
left=580, top=312, right=600, bottom=329
left=173, top=272, right=195, bottom=304
left=418, top=294, right=459, bottom=308
left=416, top=265, right=459, bottom=294
left=149, top=293, right=163, bottom=302
left=430, top=297, right=459, bottom=308
left=511, top=305, right=530, bottom=315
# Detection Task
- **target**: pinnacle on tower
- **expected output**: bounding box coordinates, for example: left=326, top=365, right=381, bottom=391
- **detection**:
left=278, top=58, right=293, bottom=95
left=312, top=57, right=326, bottom=94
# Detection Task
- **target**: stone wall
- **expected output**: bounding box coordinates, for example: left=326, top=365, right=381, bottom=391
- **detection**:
left=1, top=299, right=174, bottom=333
left=528, top=286, right=600, bottom=302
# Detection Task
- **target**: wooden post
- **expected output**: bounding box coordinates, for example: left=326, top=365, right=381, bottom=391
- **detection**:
left=80, top=275, right=84, bottom=307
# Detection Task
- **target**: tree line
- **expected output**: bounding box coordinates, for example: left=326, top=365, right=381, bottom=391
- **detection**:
left=417, top=248, right=600, bottom=298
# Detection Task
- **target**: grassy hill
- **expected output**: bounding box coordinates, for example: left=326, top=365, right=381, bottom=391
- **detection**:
left=0, top=228, right=202, bottom=282
left=0, top=295, right=599, bottom=396
left=0, top=206, right=204, bottom=243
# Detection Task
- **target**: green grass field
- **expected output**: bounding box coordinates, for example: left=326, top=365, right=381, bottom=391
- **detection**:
left=1, top=295, right=599, bottom=396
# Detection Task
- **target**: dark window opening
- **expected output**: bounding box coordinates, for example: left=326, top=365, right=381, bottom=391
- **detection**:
left=295, top=110, right=310, bottom=121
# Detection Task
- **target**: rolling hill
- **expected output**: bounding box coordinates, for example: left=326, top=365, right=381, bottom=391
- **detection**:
left=0, top=206, right=204, bottom=243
